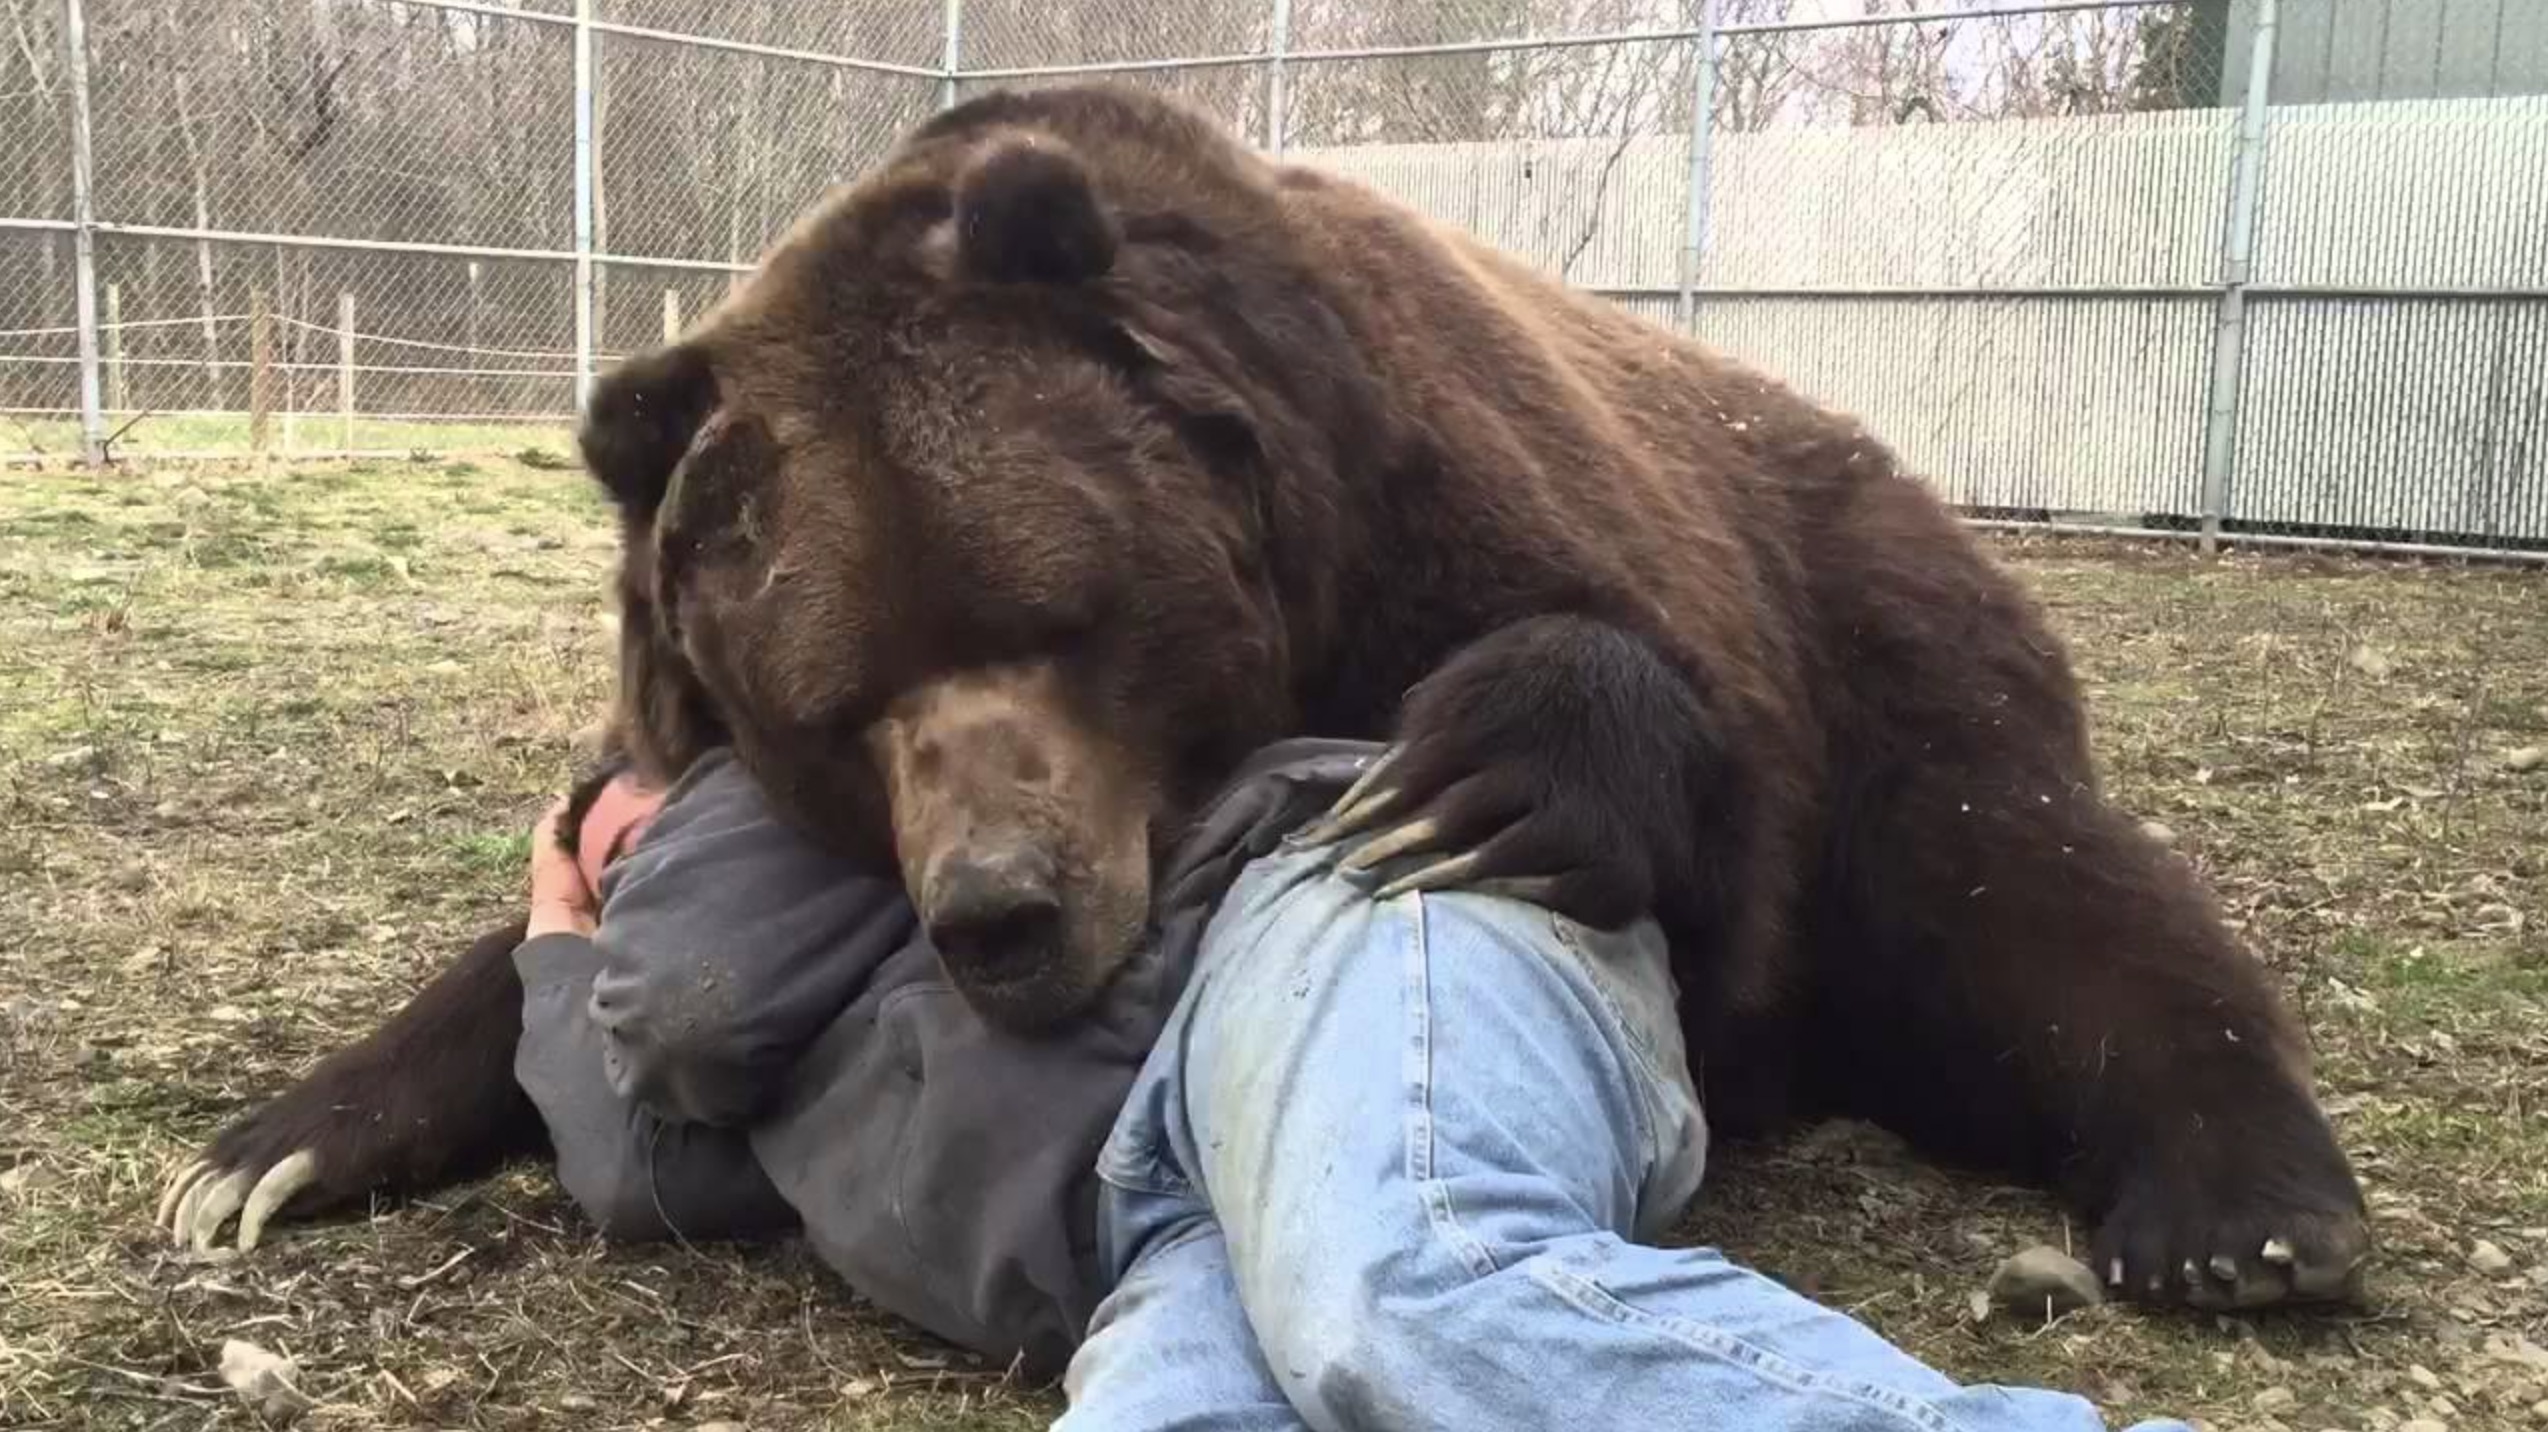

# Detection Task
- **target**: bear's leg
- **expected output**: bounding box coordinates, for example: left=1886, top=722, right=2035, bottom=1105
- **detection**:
left=1815, top=771, right=2369, bottom=1312
left=157, top=916, right=548, bottom=1252
left=1296, top=613, right=1736, bottom=939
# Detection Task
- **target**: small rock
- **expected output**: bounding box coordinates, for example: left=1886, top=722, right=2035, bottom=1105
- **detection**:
left=2409, top=1365, right=2443, bottom=1390
left=2493, top=1335, right=2548, bottom=1372
left=1987, top=1245, right=2103, bottom=1315
left=2254, top=1386, right=2298, bottom=1412
left=2398, top=1422, right=2447, bottom=1432
left=2506, top=747, right=2545, bottom=774
left=693, top=1422, right=746, bottom=1432
left=559, top=1394, right=597, bottom=1412
left=2528, top=1399, right=2548, bottom=1424
left=2472, top=1240, right=2516, bottom=1275
left=2139, top=819, right=2178, bottom=846
left=2349, top=646, right=2395, bottom=680
left=219, top=1339, right=311, bottom=1422
left=425, top=658, right=464, bottom=676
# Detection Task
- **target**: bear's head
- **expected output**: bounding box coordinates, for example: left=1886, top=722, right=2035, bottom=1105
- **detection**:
left=577, top=85, right=1383, bottom=1030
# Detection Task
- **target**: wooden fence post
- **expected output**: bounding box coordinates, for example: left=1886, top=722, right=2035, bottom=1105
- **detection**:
left=248, top=286, right=273, bottom=455
left=337, top=291, right=357, bottom=453
left=103, top=282, right=126, bottom=416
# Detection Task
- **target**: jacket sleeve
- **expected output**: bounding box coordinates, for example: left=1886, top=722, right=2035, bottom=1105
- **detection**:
left=580, top=760, right=921, bottom=1129
left=513, top=931, right=798, bottom=1242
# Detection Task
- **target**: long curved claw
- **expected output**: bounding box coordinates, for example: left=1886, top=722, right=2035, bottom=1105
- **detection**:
left=1339, top=817, right=1447, bottom=875
left=1294, top=748, right=1404, bottom=847
left=236, top=1151, right=319, bottom=1253
left=1373, top=850, right=1482, bottom=900
left=156, top=1159, right=212, bottom=1234
left=172, top=1165, right=223, bottom=1247
left=183, top=1169, right=254, bottom=1253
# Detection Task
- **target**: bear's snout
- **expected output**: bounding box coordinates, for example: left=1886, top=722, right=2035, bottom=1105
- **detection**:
left=923, top=847, right=1066, bottom=987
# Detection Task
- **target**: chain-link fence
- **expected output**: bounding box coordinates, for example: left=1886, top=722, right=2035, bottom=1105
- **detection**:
left=3, top=0, right=2544, bottom=558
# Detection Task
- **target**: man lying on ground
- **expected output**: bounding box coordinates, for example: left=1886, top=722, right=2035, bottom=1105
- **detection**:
left=339, top=735, right=2197, bottom=1431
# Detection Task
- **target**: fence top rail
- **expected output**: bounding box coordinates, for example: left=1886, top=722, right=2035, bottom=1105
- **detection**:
left=0, top=216, right=752, bottom=271
left=962, top=0, right=2190, bottom=80
left=0, top=313, right=254, bottom=340
left=359, top=0, right=941, bottom=78
left=362, top=0, right=2191, bottom=79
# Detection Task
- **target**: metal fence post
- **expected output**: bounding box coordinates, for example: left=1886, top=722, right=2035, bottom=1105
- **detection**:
left=573, top=0, right=596, bottom=409
left=2198, top=0, right=2280, bottom=554
left=1265, top=0, right=1293, bottom=155
left=1674, top=0, right=1718, bottom=337
left=62, top=0, right=106, bottom=467
left=940, top=0, right=964, bottom=110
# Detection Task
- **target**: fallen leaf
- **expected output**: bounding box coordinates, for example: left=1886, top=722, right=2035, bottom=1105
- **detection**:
left=219, top=1339, right=311, bottom=1422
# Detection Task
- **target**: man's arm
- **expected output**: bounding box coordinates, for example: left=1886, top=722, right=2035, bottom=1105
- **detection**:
left=513, top=925, right=800, bottom=1242
left=492, top=777, right=797, bottom=1241
left=577, top=752, right=919, bottom=1129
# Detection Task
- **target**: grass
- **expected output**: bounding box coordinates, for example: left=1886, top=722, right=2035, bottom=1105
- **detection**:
left=3, top=413, right=577, bottom=465
left=3, top=459, right=2545, bottom=1429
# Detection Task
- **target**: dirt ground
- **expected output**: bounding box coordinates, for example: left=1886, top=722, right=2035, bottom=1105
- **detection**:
left=3, top=456, right=2544, bottom=1431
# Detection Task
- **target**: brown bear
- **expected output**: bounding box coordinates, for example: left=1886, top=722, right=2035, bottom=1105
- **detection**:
left=164, top=80, right=2366, bottom=1314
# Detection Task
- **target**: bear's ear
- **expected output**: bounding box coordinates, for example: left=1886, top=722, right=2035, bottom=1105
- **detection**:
left=578, top=341, right=718, bottom=518
left=953, top=137, right=1118, bottom=286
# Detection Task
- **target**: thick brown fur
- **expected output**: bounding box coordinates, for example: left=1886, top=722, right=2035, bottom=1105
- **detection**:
left=574, top=83, right=2367, bottom=1313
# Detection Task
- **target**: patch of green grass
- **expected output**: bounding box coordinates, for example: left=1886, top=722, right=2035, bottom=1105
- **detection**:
left=8, top=508, right=100, bottom=534
left=51, top=584, right=135, bottom=614
left=450, top=829, right=534, bottom=874
left=187, top=529, right=272, bottom=568
left=314, top=552, right=399, bottom=586
left=6, top=413, right=575, bottom=458
left=292, top=468, right=362, bottom=494
left=2342, top=931, right=2548, bottom=1020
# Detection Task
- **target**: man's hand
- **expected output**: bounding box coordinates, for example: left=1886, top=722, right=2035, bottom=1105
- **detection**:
left=527, top=773, right=667, bottom=939
left=528, top=799, right=599, bottom=938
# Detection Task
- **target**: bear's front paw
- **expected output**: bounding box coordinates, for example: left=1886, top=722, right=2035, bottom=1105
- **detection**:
left=1295, top=615, right=1708, bottom=930
left=2091, top=1159, right=2370, bottom=1312
left=156, top=1067, right=394, bottom=1254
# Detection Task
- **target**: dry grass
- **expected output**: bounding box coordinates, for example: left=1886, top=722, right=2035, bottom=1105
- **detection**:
left=2, top=458, right=2543, bottom=1431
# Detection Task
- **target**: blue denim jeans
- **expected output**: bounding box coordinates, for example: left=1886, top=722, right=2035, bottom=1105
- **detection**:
left=1056, top=838, right=2194, bottom=1432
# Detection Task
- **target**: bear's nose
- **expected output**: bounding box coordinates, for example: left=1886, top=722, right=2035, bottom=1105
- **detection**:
left=925, top=850, right=1064, bottom=983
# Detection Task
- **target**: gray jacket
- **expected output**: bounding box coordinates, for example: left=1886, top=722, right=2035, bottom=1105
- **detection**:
left=512, top=739, right=1380, bottom=1380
